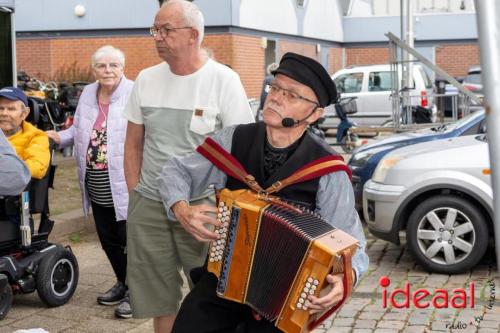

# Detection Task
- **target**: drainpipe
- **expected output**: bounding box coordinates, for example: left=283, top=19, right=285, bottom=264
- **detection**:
left=475, top=0, right=500, bottom=274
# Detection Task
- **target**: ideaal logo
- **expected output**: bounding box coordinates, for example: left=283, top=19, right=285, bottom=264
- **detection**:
left=379, top=276, right=475, bottom=309
left=379, top=276, right=496, bottom=330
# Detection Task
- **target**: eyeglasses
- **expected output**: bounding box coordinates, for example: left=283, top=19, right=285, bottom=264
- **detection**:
left=149, top=25, right=192, bottom=38
left=265, top=83, right=319, bottom=106
left=94, top=63, right=122, bottom=71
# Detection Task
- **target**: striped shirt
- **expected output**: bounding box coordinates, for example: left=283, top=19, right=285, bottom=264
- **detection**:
left=85, top=168, right=114, bottom=207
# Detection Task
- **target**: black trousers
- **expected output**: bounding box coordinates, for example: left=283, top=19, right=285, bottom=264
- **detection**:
left=172, top=270, right=282, bottom=333
left=90, top=201, right=127, bottom=284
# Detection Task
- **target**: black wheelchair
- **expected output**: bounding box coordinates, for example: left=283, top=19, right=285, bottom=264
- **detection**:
left=0, top=99, right=79, bottom=320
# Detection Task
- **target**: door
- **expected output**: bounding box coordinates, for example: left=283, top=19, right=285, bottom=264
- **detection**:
left=0, top=8, right=14, bottom=87
left=366, top=70, right=393, bottom=121
left=334, top=71, right=364, bottom=110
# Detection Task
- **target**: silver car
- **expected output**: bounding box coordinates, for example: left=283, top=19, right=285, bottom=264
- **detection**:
left=363, top=134, right=492, bottom=273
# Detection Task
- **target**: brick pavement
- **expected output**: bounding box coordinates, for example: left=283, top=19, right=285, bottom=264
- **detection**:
left=1, top=229, right=498, bottom=332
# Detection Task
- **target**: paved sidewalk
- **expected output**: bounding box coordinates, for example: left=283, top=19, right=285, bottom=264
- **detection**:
left=314, top=238, right=500, bottom=333
left=1, top=230, right=498, bottom=332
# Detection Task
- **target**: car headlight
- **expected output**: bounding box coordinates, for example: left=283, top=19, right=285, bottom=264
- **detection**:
left=350, top=146, right=392, bottom=167
left=372, top=156, right=405, bottom=183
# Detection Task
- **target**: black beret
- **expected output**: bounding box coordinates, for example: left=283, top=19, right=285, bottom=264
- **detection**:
left=272, top=52, right=338, bottom=107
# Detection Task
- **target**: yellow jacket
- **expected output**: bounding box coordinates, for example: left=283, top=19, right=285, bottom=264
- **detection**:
left=8, top=121, right=50, bottom=179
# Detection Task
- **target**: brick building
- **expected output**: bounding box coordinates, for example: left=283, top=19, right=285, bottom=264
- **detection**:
left=12, top=0, right=479, bottom=98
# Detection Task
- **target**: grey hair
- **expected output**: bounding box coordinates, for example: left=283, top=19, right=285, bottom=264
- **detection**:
left=163, top=0, right=205, bottom=45
left=91, top=45, right=126, bottom=68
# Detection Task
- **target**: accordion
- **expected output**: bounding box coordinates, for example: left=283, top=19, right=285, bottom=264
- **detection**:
left=207, top=189, right=359, bottom=333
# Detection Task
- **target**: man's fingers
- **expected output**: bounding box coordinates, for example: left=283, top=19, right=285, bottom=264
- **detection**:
left=199, top=204, right=218, bottom=213
left=308, top=274, right=344, bottom=308
left=197, top=213, right=220, bottom=227
left=189, top=222, right=219, bottom=241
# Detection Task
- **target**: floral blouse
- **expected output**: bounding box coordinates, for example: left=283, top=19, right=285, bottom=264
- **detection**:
left=86, top=103, right=109, bottom=169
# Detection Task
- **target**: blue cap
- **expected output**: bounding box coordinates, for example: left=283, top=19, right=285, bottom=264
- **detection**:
left=0, top=87, right=28, bottom=107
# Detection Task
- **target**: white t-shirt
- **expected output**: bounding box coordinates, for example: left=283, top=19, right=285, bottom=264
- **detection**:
left=123, top=59, right=254, bottom=201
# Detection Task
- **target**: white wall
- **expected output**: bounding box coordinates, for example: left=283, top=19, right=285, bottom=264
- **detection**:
left=15, top=0, right=159, bottom=31
left=303, top=0, right=343, bottom=41
left=239, top=0, right=298, bottom=35
left=239, top=0, right=343, bottom=42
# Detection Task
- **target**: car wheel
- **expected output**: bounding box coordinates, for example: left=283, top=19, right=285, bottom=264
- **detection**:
left=36, top=247, right=79, bottom=307
left=407, top=195, right=488, bottom=274
left=0, top=283, right=12, bottom=320
left=341, top=133, right=359, bottom=154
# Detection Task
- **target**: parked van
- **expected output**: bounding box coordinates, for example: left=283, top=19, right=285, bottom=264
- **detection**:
left=321, top=64, right=436, bottom=128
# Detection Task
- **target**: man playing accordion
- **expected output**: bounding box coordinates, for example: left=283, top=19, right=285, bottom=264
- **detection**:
left=159, top=52, right=369, bottom=333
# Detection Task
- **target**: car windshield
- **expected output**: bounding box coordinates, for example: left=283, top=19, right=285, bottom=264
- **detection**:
left=465, top=72, right=482, bottom=85
left=435, top=111, right=483, bottom=132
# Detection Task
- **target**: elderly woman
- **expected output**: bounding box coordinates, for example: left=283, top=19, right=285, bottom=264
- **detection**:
left=46, top=45, right=133, bottom=319
left=0, top=86, right=50, bottom=179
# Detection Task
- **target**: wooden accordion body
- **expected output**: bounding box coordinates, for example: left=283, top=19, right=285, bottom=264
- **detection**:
left=207, top=189, right=359, bottom=333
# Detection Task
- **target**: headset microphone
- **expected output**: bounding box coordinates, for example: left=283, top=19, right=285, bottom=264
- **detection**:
left=281, top=118, right=296, bottom=128
left=281, top=106, right=319, bottom=128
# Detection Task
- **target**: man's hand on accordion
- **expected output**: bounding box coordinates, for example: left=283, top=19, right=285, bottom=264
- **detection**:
left=307, top=269, right=355, bottom=314
left=172, top=201, right=221, bottom=242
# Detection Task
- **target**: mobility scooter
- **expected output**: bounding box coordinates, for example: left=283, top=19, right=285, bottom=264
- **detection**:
left=0, top=98, right=79, bottom=320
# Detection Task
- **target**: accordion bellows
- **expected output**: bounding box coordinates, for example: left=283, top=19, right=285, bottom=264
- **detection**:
left=207, top=189, right=359, bottom=333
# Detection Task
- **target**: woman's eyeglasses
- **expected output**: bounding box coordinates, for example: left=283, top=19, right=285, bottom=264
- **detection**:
left=94, top=63, right=122, bottom=71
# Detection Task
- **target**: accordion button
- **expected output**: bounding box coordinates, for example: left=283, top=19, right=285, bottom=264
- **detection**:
left=313, top=280, right=319, bottom=286
left=223, top=206, right=228, bottom=211
left=298, top=297, right=304, bottom=304
left=308, top=289, right=315, bottom=295
left=219, top=201, right=225, bottom=207
left=218, top=255, right=222, bottom=260
left=306, top=282, right=311, bottom=288
left=218, top=207, right=224, bottom=213
left=296, top=303, right=302, bottom=309
left=209, top=258, right=215, bottom=262
left=217, top=213, right=222, bottom=218
left=307, top=277, right=313, bottom=283
left=301, top=292, right=307, bottom=298
left=303, top=287, right=309, bottom=293
left=311, top=285, right=317, bottom=291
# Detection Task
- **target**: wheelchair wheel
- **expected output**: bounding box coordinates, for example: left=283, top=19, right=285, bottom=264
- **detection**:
left=0, top=283, right=12, bottom=320
left=36, top=246, right=79, bottom=307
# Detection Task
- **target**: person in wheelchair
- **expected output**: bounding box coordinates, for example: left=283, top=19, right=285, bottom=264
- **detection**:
left=0, top=130, right=30, bottom=196
left=0, top=87, right=50, bottom=180
left=0, top=140, right=78, bottom=321
left=0, top=96, right=78, bottom=320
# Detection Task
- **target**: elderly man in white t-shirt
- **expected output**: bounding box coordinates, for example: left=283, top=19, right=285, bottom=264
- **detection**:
left=123, top=0, right=254, bottom=331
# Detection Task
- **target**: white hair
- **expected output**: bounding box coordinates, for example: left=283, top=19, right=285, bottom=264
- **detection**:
left=163, top=0, right=205, bottom=46
left=267, top=62, right=279, bottom=75
left=91, top=45, right=126, bottom=68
